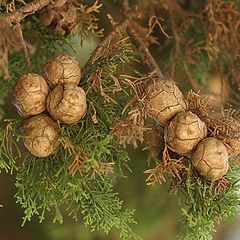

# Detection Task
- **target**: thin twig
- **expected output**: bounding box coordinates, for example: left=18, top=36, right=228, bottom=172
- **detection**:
left=122, top=0, right=163, bottom=77
left=183, top=63, right=201, bottom=91
left=127, top=26, right=163, bottom=76
left=147, top=16, right=170, bottom=39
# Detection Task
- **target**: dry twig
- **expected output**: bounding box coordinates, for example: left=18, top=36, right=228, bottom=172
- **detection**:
left=213, top=177, right=230, bottom=195
left=122, top=0, right=163, bottom=77
left=187, top=91, right=240, bottom=138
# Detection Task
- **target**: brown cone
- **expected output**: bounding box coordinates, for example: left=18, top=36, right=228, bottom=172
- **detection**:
left=39, top=0, right=79, bottom=36
left=145, top=79, right=187, bottom=125
left=23, top=114, right=60, bottom=157
left=192, top=137, right=229, bottom=181
left=165, top=111, right=207, bottom=155
left=44, top=54, right=81, bottom=88
left=47, top=84, right=87, bottom=124
left=13, top=73, right=49, bottom=117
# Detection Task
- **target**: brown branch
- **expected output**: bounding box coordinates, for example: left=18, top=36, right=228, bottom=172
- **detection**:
left=147, top=16, right=170, bottom=39
left=83, top=0, right=163, bottom=77
left=83, top=0, right=162, bottom=77
left=1, top=0, right=50, bottom=23
left=127, top=26, right=163, bottom=77
left=122, top=0, right=163, bottom=77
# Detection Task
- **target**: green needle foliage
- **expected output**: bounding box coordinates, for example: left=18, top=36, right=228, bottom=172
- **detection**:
left=15, top=151, right=138, bottom=239
left=178, top=164, right=240, bottom=240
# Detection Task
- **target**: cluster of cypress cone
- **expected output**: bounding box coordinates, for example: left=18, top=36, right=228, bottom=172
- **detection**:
left=144, top=78, right=233, bottom=181
left=13, top=54, right=87, bottom=157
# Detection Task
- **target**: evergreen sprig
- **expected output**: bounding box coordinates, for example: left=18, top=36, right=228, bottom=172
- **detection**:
left=15, top=149, right=139, bottom=240
left=0, top=20, right=139, bottom=237
left=178, top=163, right=240, bottom=240
left=76, top=0, right=103, bottom=41
left=14, top=128, right=137, bottom=237
left=0, top=120, right=21, bottom=173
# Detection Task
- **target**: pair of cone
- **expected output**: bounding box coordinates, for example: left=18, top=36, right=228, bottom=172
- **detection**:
left=13, top=54, right=87, bottom=157
left=145, top=79, right=229, bottom=181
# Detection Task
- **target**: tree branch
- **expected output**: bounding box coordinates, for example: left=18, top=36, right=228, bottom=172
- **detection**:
left=10, top=0, right=32, bottom=72
left=83, top=0, right=163, bottom=78
left=127, top=23, right=163, bottom=77
left=122, top=0, right=163, bottom=77
left=1, top=0, right=50, bottom=23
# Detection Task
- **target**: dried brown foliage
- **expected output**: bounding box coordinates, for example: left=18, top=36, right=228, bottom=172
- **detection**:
left=68, top=145, right=89, bottom=177
left=143, top=123, right=164, bottom=165
left=0, top=19, right=22, bottom=79
left=149, top=0, right=240, bottom=90
left=122, top=70, right=160, bottom=100
left=213, top=177, right=231, bottom=195
left=204, top=0, right=240, bottom=55
left=144, top=146, right=185, bottom=186
left=111, top=101, right=151, bottom=149
left=203, top=0, right=240, bottom=85
left=90, top=162, right=115, bottom=179
left=85, top=38, right=131, bottom=104
left=64, top=138, right=114, bottom=178
left=111, top=70, right=170, bottom=149
left=86, top=70, right=122, bottom=104
left=187, top=91, right=240, bottom=138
